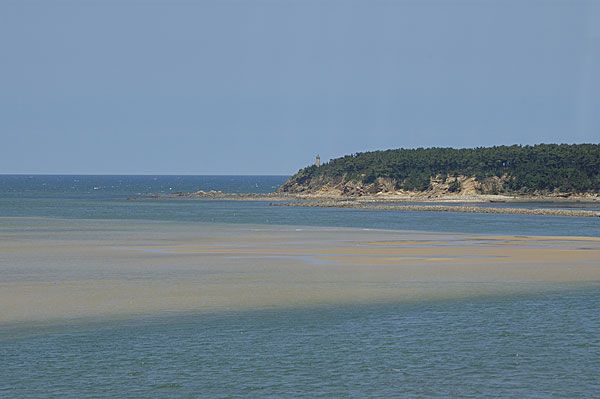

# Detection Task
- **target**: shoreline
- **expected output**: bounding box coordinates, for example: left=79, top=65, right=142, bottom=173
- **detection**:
left=149, top=190, right=600, bottom=203
left=142, top=191, right=600, bottom=217
left=271, top=201, right=600, bottom=218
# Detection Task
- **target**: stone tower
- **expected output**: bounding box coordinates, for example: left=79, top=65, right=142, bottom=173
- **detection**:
left=315, top=154, right=321, bottom=167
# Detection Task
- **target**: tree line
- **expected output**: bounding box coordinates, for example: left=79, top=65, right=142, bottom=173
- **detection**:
left=295, top=144, right=600, bottom=193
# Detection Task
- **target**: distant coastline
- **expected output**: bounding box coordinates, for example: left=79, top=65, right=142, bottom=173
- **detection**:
left=278, top=144, right=600, bottom=198
left=137, top=143, right=600, bottom=218
left=147, top=190, right=600, bottom=218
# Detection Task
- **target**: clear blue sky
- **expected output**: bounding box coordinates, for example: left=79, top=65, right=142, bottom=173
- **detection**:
left=1, top=0, right=599, bottom=175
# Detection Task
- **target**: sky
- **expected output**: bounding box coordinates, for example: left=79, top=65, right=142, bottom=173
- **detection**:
left=1, top=0, right=599, bottom=175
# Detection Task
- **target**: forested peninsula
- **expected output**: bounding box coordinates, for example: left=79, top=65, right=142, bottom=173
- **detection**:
left=278, top=144, right=600, bottom=197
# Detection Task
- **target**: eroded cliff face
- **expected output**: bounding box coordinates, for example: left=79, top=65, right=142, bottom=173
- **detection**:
left=278, top=173, right=511, bottom=197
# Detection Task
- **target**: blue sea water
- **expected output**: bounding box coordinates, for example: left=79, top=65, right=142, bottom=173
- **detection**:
left=1, top=175, right=599, bottom=398
left=2, top=290, right=600, bottom=398
left=0, top=175, right=598, bottom=236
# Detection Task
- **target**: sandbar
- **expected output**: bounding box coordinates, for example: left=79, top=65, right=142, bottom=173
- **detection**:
left=1, top=217, right=599, bottom=326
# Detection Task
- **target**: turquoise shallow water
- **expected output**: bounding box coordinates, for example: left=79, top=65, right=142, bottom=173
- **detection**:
left=1, top=175, right=599, bottom=398
left=2, top=288, right=600, bottom=398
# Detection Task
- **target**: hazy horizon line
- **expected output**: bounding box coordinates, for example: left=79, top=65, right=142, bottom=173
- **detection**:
left=0, top=173, right=293, bottom=176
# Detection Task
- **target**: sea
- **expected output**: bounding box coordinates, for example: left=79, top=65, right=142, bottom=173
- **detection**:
left=0, top=174, right=599, bottom=236
left=1, top=175, right=599, bottom=398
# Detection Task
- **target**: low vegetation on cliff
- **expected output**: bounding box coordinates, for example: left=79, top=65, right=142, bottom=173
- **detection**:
left=279, top=144, right=600, bottom=196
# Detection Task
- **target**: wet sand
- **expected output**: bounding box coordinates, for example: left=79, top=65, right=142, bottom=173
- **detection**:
left=1, top=217, right=599, bottom=326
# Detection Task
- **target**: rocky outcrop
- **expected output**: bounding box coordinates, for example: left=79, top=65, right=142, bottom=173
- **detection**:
left=271, top=201, right=600, bottom=218
left=277, top=173, right=512, bottom=197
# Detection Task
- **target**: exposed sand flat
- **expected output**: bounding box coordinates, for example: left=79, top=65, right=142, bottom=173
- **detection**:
left=1, top=217, right=599, bottom=326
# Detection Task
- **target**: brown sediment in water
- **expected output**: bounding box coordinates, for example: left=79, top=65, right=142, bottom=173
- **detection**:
left=1, top=218, right=599, bottom=326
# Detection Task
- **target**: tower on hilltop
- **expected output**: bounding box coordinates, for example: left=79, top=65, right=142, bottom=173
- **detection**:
left=315, top=154, right=321, bottom=167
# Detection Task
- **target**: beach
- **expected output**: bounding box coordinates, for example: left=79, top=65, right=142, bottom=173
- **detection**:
left=2, top=217, right=599, bottom=327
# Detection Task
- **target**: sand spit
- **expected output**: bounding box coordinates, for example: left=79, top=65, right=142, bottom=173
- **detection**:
left=1, top=218, right=599, bottom=326
left=143, top=191, right=600, bottom=217
left=272, top=201, right=600, bottom=218
left=144, top=190, right=600, bottom=204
